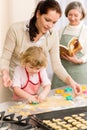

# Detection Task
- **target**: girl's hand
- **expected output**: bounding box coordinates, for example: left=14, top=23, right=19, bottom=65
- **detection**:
left=37, top=85, right=50, bottom=102
left=62, top=54, right=82, bottom=64
left=27, top=95, right=39, bottom=104
left=38, top=92, right=47, bottom=102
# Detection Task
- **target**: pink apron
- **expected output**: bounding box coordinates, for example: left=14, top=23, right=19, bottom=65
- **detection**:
left=13, top=69, right=42, bottom=100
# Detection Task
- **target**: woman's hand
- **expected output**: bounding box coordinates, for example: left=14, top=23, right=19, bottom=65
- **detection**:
left=2, top=70, right=12, bottom=87
left=71, top=82, right=82, bottom=96
left=62, top=54, right=83, bottom=64
left=65, top=76, right=82, bottom=96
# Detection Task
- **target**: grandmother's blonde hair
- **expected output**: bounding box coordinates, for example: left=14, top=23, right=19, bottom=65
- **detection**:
left=20, top=46, right=47, bottom=68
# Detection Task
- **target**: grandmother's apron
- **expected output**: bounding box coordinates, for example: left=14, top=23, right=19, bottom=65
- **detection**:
left=13, top=69, right=41, bottom=100
left=52, top=29, right=87, bottom=89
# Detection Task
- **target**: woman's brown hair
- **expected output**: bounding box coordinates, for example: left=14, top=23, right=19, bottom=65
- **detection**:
left=27, top=0, right=62, bottom=41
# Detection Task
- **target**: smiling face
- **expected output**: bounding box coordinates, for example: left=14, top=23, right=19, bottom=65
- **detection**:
left=36, top=10, right=60, bottom=34
left=67, top=8, right=82, bottom=26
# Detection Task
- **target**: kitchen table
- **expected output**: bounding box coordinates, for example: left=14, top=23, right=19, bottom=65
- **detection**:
left=0, top=85, right=87, bottom=112
left=0, top=85, right=87, bottom=130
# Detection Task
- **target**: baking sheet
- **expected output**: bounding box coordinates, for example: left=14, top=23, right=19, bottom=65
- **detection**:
left=33, top=106, right=87, bottom=120
left=31, top=106, right=87, bottom=130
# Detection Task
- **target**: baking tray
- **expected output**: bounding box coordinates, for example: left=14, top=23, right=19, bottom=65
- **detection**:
left=31, top=106, right=87, bottom=130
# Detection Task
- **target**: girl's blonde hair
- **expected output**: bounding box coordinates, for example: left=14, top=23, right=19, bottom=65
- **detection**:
left=20, top=46, right=47, bottom=68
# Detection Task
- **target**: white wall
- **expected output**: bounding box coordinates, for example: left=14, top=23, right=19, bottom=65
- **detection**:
left=9, top=0, right=35, bottom=23
left=0, top=0, right=10, bottom=56
left=0, top=0, right=35, bottom=56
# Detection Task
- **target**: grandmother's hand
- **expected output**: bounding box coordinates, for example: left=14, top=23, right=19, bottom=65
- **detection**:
left=62, top=54, right=83, bottom=64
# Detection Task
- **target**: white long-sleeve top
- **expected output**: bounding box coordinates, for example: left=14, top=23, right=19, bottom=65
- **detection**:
left=0, top=21, right=69, bottom=82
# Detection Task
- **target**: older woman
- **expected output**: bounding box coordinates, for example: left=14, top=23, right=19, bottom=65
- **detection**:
left=52, top=1, right=87, bottom=88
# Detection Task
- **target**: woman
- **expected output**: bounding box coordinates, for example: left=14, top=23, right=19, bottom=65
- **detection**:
left=0, top=0, right=81, bottom=95
left=52, top=1, right=87, bottom=89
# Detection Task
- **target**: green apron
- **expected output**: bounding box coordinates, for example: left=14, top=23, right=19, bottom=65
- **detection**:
left=52, top=29, right=87, bottom=89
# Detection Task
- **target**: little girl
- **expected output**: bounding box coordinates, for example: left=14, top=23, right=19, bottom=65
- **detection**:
left=12, top=46, right=51, bottom=103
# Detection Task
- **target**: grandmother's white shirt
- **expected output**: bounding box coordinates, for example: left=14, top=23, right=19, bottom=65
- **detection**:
left=59, top=22, right=87, bottom=63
